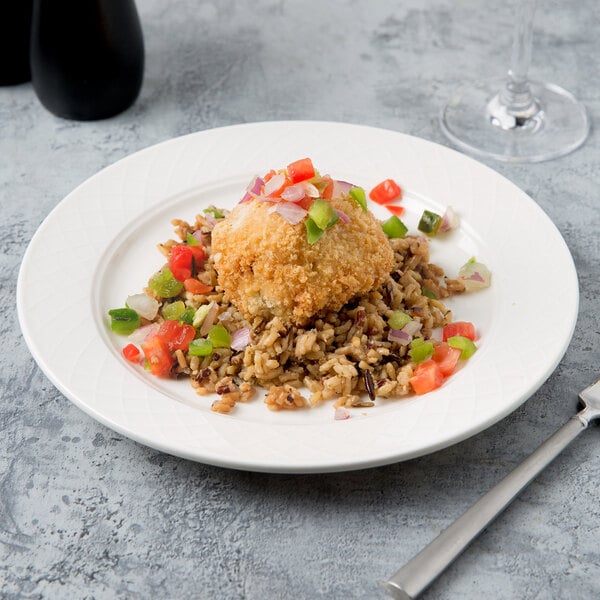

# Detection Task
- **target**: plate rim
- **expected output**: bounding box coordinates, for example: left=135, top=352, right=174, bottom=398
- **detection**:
left=17, top=120, right=579, bottom=473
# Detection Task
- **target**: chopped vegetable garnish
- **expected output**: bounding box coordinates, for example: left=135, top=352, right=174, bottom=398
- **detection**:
left=157, top=320, right=195, bottom=352
left=192, top=303, right=212, bottom=328
left=439, top=206, right=459, bottom=233
left=349, top=186, right=367, bottom=211
left=188, top=338, right=213, bottom=357
left=386, top=205, right=405, bottom=217
left=287, top=158, right=315, bottom=183
left=179, top=307, right=196, bottom=325
left=203, top=207, right=225, bottom=219
left=369, top=178, right=402, bottom=204
left=447, top=335, right=477, bottom=359
left=108, top=308, right=141, bottom=335
left=410, top=340, right=434, bottom=363
left=308, top=199, right=338, bottom=230
left=231, top=327, right=251, bottom=352
left=161, top=300, right=186, bottom=321
left=122, top=343, right=141, bottom=363
left=418, top=210, right=443, bottom=236
left=207, top=324, right=231, bottom=348
left=142, top=335, right=173, bottom=377
left=149, top=268, right=184, bottom=298
left=443, top=321, right=476, bottom=342
left=432, top=343, right=461, bottom=376
left=169, top=245, right=195, bottom=281
left=183, top=278, right=213, bottom=295
left=388, top=311, right=412, bottom=330
left=422, top=287, right=436, bottom=299
left=126, top=293, right=159, bottom=320
left=305, top=217, right=324, bottom=244
left=186, top=232, right=201, bottom=246
left=382, top=215, right=408, bottom=239
left=458, top=258, right=491, bottom=292
left=409, top=360, right=444, bottom=395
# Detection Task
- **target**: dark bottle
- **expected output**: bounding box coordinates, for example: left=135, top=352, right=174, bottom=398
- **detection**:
left=30, top=0, right=144, bottom=120
left=0, top=2, right=33, bottom=85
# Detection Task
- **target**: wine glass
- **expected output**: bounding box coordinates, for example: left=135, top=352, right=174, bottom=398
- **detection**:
left=440, top=0, right=589, bottom=163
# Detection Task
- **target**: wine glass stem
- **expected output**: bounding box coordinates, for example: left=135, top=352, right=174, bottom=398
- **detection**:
left=493, top=0, right=540, bottom=127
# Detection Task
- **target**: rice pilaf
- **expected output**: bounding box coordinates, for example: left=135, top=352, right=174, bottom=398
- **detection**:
left=145, top=210, right=465, bottom=413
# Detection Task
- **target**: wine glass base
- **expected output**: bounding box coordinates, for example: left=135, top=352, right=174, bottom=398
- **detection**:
left=440, top=77, right=590, bottom=163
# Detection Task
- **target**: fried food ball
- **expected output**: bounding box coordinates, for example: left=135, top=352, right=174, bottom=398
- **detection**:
left=211, top=195, right=393, bottom=326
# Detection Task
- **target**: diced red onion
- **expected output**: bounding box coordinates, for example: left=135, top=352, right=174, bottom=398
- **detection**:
left=334, top=407, right=351, bottom=420
left=388, top=328, right=412, bottom=345
left=458, top=259, right=491, bottom=292
left=264, top=173, right=285, bottom=196
left=192, top=230, right=204, bottom=242
left=241, top=175, right=264, bottom=203
left=128, top=323, right=159, bottom=345
left=275, top=202, right=308, bottom=225
left=402, top=320, right=422, bottom=337
left=126, top=293, right=159, bottom=320
left=204, top=214, right=218, bottom=229
left=335, top=209, right=351, bottom=224
left=231, top=327, right=251, bottom=351
left=281, top=183, right=306, bottom=202
left=332, top=180, right=355, bottom=199
left=199, top=301, right=218, bottom=336
left=302, top=182, right=320, bottom=198
left=439, top=206, right=460, bottom=233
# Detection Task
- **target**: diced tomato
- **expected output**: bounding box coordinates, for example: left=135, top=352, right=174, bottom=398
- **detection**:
left=369, top=179, right=402, bottom=204
left=386, top=204, right=405, bottom=216
left=432, top=343, right=462, bottom=376
left=183, top=278, right=213, bottom=295
left=442, top=321, right=476, bottom=342
left=142, top=335, right=173, bottom=377
left=321, top=176, right=334, bottom=199
left=287, top=158, right=315, bottom=183
left=122, top=343, right=141, bottom=363
left=170, top=244, right=206, bottom=282
left=409, top=360, right=444, bottom=395
left=157, top=320, right=196, bottom=352
left=298, top=196, right=315, bottom=211
left=169, top=245, right=193, bottom=282
left=189, top=244, right=206, bottom=265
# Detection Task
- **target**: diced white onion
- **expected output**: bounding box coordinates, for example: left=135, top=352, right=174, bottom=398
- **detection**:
left=126, top=293, right=159, bottom=320
left=458, top=259, right=492, bottom=292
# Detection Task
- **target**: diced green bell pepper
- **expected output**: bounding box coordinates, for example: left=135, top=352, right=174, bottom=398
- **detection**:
left=108, top=308, right=141, bottom=335
left=447, top=335, right=477, bottom=359
left=149, top=268, right=184, bottom=298
left=418, top=210, right=442, bottom=236
left=388, top=311, right=412, bottom=330
left=188, top=338, right=214, bottom=357
left=207, top=325, right=231, bottom=348
left=349, top=186, right=367, bottom=211
left=382, top=215, right=408, bottom=239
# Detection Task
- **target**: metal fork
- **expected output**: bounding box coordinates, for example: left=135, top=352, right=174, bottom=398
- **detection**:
left=384, top=379, right=600, bottom=600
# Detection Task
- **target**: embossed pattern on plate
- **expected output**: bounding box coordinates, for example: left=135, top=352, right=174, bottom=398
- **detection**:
left=17, top=121, right=578, bottom=473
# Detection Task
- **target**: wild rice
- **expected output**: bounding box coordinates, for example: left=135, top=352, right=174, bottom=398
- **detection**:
left=146, top=212, right=465, bottom=413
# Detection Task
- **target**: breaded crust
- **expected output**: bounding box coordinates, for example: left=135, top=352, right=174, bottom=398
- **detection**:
left=211, top=196, right=394, bottom=325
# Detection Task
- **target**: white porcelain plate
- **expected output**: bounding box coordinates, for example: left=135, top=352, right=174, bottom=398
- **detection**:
left=17, top=121, right=578, bottom=473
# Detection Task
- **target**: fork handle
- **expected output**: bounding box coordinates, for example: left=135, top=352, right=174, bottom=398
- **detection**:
left=384, top=413, right=588, bottom=600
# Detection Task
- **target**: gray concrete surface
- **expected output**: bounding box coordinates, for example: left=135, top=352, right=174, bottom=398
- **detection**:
left=2, top=1, right=600, bottom=598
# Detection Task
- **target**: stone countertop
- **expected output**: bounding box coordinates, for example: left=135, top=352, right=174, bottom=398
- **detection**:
left=2, top=1, right=600, bottom=598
